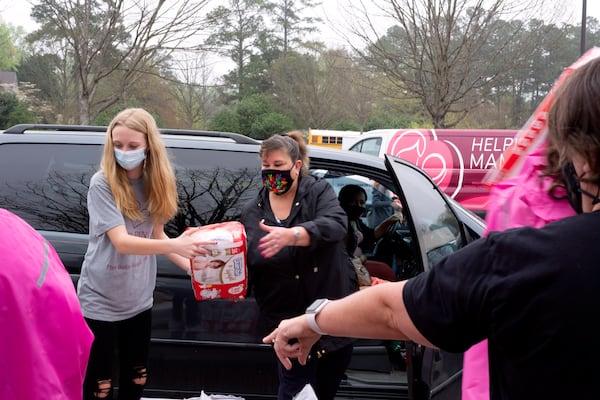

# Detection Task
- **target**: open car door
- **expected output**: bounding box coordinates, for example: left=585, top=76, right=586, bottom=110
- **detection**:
left=384, top=154, right=485, bottom=400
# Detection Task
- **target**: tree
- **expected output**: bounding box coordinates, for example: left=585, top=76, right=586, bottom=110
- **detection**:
left=0, top=22, right=22, bottom=71
left=343, top=0, right=550, bottom=128
left=270, top=50, right=355, bottom=129
left=0, top=92, right=36, bottom=128
left=332, top=120, right=361, bottom=131
left=209, top=108, right=241, bottom=133
left=18, top=52, right=79, bottom=123
left=250, top=112, right=294, bottom=138
left=207, top=95, right=293, bottom=138
left=236, top=93, right=294, bottom=138
left=169, top=53, right=218, bottom=129
left=13, top=81, right=54, bottom=123
left=328, top=52, right=379, bottom=131
left=237, top=93, right=273, bottom=134
left=223, top=54, right=273, bottom=99
left=28, top=0, right=212, bottom=124
left=205, top=0, right=268, bottom=99
left=512, top=19, right=576, bottom=122
left=266, top=0, right=324, bottom=55
left=363, top=112, right=414, bottom=131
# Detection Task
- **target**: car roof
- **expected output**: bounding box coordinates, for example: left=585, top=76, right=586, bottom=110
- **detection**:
left=0, top=123, right=392, bottom=175
left=1, top=123, right=382, bottom=160
left=1, top=124, right=261, bottom=145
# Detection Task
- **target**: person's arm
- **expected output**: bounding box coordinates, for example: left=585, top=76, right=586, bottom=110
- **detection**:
left=258, top=221, right=309, bottom=258
left=258, top=179, right=346, bottom=257
left=153, top=226, right=202, bottom=272
left=303, top=179, right=348, bottom=245
left=106, top=224, right=213, bottom=270
left=88, top=173, right=212, bottom=265
left=373, top=196, right=404, bottom=239
left=373, top=214, right=401, bottom=239
left=263, top=281, right=435, bottom=369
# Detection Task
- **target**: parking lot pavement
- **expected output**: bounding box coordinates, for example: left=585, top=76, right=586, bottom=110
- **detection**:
left=142, top=398, right=181, bottom=400
left=142, top=393, right=245, bottom=400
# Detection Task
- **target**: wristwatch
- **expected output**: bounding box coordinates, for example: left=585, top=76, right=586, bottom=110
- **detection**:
left=292, top=228, right=301, bottom=245
left=305, top=298, right=330, bottom=335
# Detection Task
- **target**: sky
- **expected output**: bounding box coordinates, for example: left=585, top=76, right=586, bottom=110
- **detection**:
left=3, top=1, right=599, bottom=41
left=1, top=0, right=599, bottom=69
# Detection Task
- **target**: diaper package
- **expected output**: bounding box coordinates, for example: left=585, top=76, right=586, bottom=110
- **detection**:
left=189, top=221, right=247, bottom=300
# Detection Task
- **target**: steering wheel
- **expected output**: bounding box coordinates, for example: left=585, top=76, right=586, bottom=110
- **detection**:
left=373, top=220, right=406, bottom=265
left=373, top=219, right=418, bottom=280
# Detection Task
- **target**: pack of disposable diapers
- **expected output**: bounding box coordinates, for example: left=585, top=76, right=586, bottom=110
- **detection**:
left=189, top=221, right=247, bottom=300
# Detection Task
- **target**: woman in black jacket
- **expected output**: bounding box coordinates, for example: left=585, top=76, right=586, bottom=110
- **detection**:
left=240, top=131, right=358, bottom=400
left=338, top=184, right=400, bottom=283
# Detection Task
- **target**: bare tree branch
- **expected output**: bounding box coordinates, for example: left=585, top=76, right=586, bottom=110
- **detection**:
left=31, top=0, right=212, bottom=124
left=337, top=0, right=552, bottom=127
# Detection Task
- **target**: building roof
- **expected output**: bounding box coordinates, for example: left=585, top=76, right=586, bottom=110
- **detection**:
left=0, top=71, right=17, bottom=85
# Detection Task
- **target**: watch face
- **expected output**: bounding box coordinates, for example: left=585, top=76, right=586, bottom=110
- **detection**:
left=307, top=298, right=328, bottom=313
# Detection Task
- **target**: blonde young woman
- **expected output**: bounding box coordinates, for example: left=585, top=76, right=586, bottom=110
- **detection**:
left=78, top=108, right=213, bottom=400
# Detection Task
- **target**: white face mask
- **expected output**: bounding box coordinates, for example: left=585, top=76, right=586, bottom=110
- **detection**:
left=114, top=148, right=146, bottom=170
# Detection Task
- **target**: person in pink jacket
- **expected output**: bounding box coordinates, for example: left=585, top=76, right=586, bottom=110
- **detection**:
left=0, top=208, right=93, bottom=399
left=462, top=48, right=600, bottom=400
left=461, top=140, right=575, bottom=400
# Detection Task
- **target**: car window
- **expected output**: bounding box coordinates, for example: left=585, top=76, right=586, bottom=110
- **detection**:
left=313, top=170, right=374, bottom=224
left=386, top=156, right=462, bottom=270
left=0, top=143, right=100, bottom=232
left=165, top=147, right=261, bottom=237
left=0, top=143, right=263, bottom=237
left=348, top=137, right=382, bottom=157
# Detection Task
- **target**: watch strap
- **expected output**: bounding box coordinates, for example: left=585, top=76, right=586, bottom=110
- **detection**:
left=306, top=313, right=328, bottom=335
left=305, top=299, right=330, bottom=335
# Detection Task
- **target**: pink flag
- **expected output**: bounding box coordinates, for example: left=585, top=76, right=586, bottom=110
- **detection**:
left=484, top=47, right=600, bottom=185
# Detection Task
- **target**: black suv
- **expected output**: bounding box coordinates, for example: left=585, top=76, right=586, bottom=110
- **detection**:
left=0, top=124, right=485, bottom=400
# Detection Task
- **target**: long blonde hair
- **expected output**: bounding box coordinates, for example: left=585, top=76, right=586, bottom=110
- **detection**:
left=100, top=108, right=178, bottom=224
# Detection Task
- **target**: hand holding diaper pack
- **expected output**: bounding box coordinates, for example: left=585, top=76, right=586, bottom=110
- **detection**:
left=189, top=221, right=247, bottom=300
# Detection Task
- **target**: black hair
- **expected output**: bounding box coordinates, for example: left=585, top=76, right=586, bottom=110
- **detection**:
left=338, top=184, right=367, bottom=207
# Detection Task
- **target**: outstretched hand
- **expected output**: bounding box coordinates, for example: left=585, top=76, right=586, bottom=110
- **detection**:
left=258, top=219, right=291, bottom=258
left=262, top=315, right=321, bottom=370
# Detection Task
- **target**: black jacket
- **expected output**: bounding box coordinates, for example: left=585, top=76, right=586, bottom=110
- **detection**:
left=345, top=216, right=377, bottom=258
left=240, top=174, right=358, bottom=346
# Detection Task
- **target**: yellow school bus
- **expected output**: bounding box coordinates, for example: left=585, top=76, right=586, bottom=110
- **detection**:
left=307, top=129, right=362, bottom=150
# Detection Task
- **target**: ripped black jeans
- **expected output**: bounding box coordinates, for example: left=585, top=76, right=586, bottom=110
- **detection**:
left=83, top=309, right=152, bottom=400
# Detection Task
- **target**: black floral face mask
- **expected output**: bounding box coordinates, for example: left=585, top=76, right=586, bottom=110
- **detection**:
left=261, top=168, right=294, bottom=195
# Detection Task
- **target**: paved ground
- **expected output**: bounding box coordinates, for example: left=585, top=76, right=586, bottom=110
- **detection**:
left=142, top=394, right=246, bottom=400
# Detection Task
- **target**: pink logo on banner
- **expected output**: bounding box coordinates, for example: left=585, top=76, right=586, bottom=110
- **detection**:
left=389, top=129, right=464, bottom=198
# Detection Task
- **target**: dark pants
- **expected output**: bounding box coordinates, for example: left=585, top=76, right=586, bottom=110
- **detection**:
left=277, top=344, right=354, bottom=400
left=83, top=309, right=152, bottom=400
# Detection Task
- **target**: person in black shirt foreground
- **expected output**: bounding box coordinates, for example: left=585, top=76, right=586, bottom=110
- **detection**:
left=263, top=57, right=600, bottom=400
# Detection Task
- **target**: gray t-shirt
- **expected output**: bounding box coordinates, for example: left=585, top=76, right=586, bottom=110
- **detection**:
left=77, top=171, right=157, bottom=321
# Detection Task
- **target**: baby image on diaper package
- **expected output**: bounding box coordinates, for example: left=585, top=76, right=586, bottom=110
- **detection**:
left=188, top=221, right=247, bottom=300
